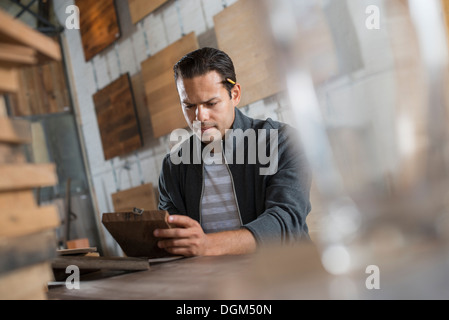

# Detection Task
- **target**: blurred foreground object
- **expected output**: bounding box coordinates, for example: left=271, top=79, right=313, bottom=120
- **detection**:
left=235, top=0, right=449, bottom=299
left=0, top=9, right=61, bottom=300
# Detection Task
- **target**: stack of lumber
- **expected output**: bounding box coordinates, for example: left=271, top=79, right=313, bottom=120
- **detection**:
left=0, top=9, right=62, bottom=300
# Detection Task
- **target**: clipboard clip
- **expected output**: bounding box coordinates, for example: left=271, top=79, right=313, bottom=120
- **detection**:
left=132, top=207, right=144, bottom=215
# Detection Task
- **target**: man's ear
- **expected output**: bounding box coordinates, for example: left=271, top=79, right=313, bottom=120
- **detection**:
left=231, top=83, right=241, bottom=107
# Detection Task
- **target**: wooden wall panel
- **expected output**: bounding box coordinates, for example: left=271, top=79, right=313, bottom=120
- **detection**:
left=141, top=32, right=199, bottom=138
left=214, top=0, right=283, bottom=107
left=93, top=73, right=142, bottom=160
left=8, top=60, right=70, bottom=117
left=128, top=0, right=169, bottom=24
left=112, top=183, right=157, bottom=212
left=76, top=0, right=121, bottom=61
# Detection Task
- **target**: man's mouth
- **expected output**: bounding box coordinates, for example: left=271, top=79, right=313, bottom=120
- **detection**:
left=201, top=126, right=214, bottom=134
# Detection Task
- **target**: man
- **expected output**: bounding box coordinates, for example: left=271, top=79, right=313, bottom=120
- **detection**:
left=154, top=47, right=311, bottom=256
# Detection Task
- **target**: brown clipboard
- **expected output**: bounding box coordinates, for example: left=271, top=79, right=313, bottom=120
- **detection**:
left=102, top=210, right=174, bottom=258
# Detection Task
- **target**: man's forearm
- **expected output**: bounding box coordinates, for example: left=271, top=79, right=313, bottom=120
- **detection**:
left=204, top=228, right=257, bottom=256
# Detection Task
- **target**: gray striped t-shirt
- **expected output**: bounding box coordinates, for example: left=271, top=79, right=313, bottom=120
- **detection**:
left=201, top=156, right=241, bottom=234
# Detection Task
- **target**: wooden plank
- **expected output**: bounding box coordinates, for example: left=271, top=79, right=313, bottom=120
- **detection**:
left=0, top=262, right=53, bottom=300
left=93, top=73, right=143, bottom=160
left=52, top=256, right=150, bottom=271
left=112, top=183, right=157, bottom=212
left=141, top=32, right=199, bottom=138
left=0, top=190, right=36, bottom=210
left=0, top=43, right=38, bottom=67
left=0, top=9, right=60, bottom=62
left=57, top=247, right=98, bottom=256
left=0, top=163, right=58, bottom=192
left=0, top=67, right=18, bottom=94
left=102, top=210, right=174, bottom=258
left=0, top=230, right=57, bottom=274
left=214, top=0, right=284, bottom=107
left=0, top=205, right=60, bottom=238
left=0, top=116, right=31, bottom=144
left=128, top=0, right=169, bottom=24
left=76, top=0, right=121, bottom=61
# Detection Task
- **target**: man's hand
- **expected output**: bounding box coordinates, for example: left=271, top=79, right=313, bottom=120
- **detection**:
left=154, top=215, right=257, bottom=257
left=154, top=215, right=208, bottom=256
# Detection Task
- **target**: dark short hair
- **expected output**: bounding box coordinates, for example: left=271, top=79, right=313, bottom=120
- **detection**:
left=173, top=47, right=237, bottom=97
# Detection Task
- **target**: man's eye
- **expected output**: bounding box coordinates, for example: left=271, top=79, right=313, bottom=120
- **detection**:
left=207, top=102, right=217, bottom=107
left=185, top=105, right=195, bottom=109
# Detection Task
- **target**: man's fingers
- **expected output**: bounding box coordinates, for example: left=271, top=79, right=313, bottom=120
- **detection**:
left=167, top=215, right=199, bottom=228
left=154, top=227, right=192, bottom=238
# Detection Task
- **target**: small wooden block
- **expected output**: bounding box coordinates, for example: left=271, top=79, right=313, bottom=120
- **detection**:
left=102, top=210, right=174, bottom=258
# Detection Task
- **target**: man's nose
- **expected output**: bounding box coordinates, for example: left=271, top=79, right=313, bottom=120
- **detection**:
left=195, top=104, right=208, bottom=122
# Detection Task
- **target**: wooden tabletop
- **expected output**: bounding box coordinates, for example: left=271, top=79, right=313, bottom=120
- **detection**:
left=46, top=255, right=259, bottom=300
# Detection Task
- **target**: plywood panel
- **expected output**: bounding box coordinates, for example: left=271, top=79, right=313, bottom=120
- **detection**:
left=141, top=32, right=199, bottom=138
left=76, top=0, right=121, bottom=61
left=93, top=73, right=142, bottom=160
left=112, top=183, right=157, bottom=212
left=214, top=0, right=283, bottom=107
left=128, top=0, right=169, bottom=24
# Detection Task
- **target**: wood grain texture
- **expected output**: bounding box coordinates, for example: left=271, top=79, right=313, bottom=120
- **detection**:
left=0, top=230, right=57, bottom=274
left=76, top=0, right=121, bottom=61
left=0, top=117, right=31, bottom=144
left=0, top=9, right=61, bottom=62
left=52, top=256, right=149, bottom=271
left=9, top=60, right=70, bottom=117
left=93, top=73, right=143, bottom=160
left=0, top=262, right=54, bottom=300
left=0, top=67, right=18, bottom=93
left=128, top=0, right=168, bottom=24
left=141, top=32, right=199, bottom=138
left=0, top=163, right=58, bottom=192
left=112, top=183, right=157, bottom=212
left=0, top=205, right=60, bottom=238
left=214, top=0, right=283, bottom=107
left=0, top=43, right=37, bottom=67
left=102, top=210, right=174, bottom=258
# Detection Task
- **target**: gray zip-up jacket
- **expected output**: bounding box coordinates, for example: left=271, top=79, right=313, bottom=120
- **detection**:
left=158, top=108, right=312, bottom=245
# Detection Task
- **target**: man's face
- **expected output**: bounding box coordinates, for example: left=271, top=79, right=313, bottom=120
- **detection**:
left=176, top=71, right=241, bottom=144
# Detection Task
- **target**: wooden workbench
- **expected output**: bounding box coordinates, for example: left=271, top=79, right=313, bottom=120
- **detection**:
left=46, top=244, right=333, bottom=300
